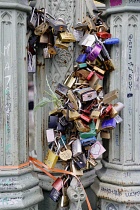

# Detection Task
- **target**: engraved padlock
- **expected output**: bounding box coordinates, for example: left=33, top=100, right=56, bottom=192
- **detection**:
left=87, top=43, right=102, bottom=62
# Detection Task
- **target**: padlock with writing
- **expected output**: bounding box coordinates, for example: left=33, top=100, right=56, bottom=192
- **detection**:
left=70, top=160, right=83, bottom=176
left=73, top=154, right=86, bottom=170
left=103, top=89, right=119, bottom=104
left=76, top=87, right=97, bottom=102
left=60, top=31, right=76, bottom=43
left=74, top=119, right=90, bottom=132
left=28, top=7, right=38, bottom=29
left=80, top=136, right=96, bottom=147
left=79, top=33, right=96, bottom=47
left=67, top=90, right=78, bottom=111
left=55, top=38, right=69, bottom=50
left=64, top=74, right=76, bottom=88
left=59, top=138, right=72, bottom=161
left=49, top=188, right=62, bottom=202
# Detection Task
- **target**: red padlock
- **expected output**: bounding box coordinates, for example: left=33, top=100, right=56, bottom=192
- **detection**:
left=96, top=32, right=111, bottom=39
left=86, top=71, right=95, bottom=81
left=80, top=114, right=91, bottom=123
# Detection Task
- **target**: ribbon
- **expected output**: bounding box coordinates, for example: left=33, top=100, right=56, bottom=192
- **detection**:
left=0, top=157, right=92, bottom=210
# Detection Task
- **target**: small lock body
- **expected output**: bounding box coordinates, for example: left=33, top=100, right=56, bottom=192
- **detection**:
left=78, top=63, right=87, bottom=69
left=64, top=75, right=76, bottom=88
left=73, top=154, right=86, bottom=170
left=46, top=129, right=55, bottom=143
left=67, top=90, right=78, bottom=110
left=103, top=89, right=119, bottom=104
left=80, top=114, right=91, bottom=123
left=79, top=34, right=96, bottom=47
left=80, top=136, right=96, bottom=147
left=49, top=188, right=62, bottom=202
left=104, top=59, right=115, bottom=71
left=90, top=110, right=100, bottom=119
left=101, top=118, right=116, bottom=130
left=55, top=83, right=68, bottom=97
left=80, top=121, right=96, bottom=139
left=75, top=119, right=90, bottom=132
left=87, top=44, right=102, bottom=62
left=76, top=53, right=87, bottom=63
left=60, top=32, right=76, bottom=42
left=55, top=38, right=69, bottom=50
left=70, top=160, right=83, bottom=176
left=100, top=131, right=110, bottom=139
left=96, top=31, right=111, bottom=39
left=72, top=139, right=82, bottom=157
left=52, top=177, right=64, bottom=191
left=76, top=87, right=97, bottom=102
left=44, top=149, right=59, bottom=168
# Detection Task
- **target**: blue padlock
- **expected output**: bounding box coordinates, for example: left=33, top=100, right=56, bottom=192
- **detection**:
left=104, top=38, right=119, bottom=45
left=101, top=118, right=116, bottom=130
left=76, top=53, right=87, bottom=63
left=80, top=136, right=96, bottom=147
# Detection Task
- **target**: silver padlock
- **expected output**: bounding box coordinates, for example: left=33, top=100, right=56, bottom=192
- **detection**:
left=72, top=139, right=82, bottom=157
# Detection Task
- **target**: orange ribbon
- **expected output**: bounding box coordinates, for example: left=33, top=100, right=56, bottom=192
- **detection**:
left=0, top=157, right=92, bottom=210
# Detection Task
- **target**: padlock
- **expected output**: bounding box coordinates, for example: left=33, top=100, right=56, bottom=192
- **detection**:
left=76, top=87, right=97, bottom=102
left=89, top=74, right=99, bottom=89
left=85, top=46, right=93, bottom=54
left=87, top=43, right=102, bottom=62
left=103, top=38, right=119, bottom=45
left=62, top=109, right=80, bottom=121
left=80, top=114, right=91, bottom=123
left=74, top=119, right=90, bottom=132
left=64, top=74, right=76, bottom=88
left=40, top=32, right=48, bottom=44
left=74, top=22, right=88, bottom=31
left=59, top=138, right=72, bottom=161
left=100, top=131, right=110, bottom=139
left=95, top=83, right=103, bottom=92
left=45, top=13, right=67, bottom=31
left=52, top=177, right=64, bottom=191
left=43, top=47, right=50, bottom=59
left=34, top=9, right=49, bottom=36
left=90, top=141, right=106, bottom=159
left=73, top=29, right=84, bottom=42
left=114, top=115, right=123, bottom=124
left=76, top=53, right=87, bottom=63
left=59, top=116, right=68, bottom=127
left=113, top=102, right=125, bottom=112
left=100, top=104, right=113, bottom=119
left=48, top=115, right=59, bottom=129
left=49, top=187, right=62, bottom=202
left=78, top=63, right=87, bottom=69
left=48, top=45, right=57, bottom=55
left=87, top=157, right=98, bottom=168
left=86, top=71, right=95, bottom=81
left=80, top=136, right=96, bottom=147
left=70, top=160, right=83, bottom=176
left=28, top=7, right=38, bottom=29
left=72, top=139, right=82, bottom=157
left=101, top=118, right=116, bottom=130
left=55, top=38, right=69, bottom=50
left=44, top=141, right=60, bottom=168
left=104, top=59, right=115, bottom=71
left=60, top=185, right=69, bottom=207
left=93, top=66, right=105, bottom=75
left=95, top=118, right=101, bottom=133
left=60, top=31, right=76, bottom=43
left=96, top=31, right=111, bottom=39
left=109, top=106, right=118, bottom=118
left=75, top=69, right=90, bottom=80
left=80, top=121, right=96, bottom=139
left=57, top=122, right=66, bottom=132
left=90, top=110, right=100, bottom=119
left=67, top=90, right=78, bottom=110
left=79, top=34, right=96, bottom=47
left=103, top=89, right=119, bottom=104
left=73, top=154, right=86, bottom=170
left=83, top=16, right=96, bottom=31
left=55, top=83, right=68, bottom=97
left=46, top=129, right=55, bottom=143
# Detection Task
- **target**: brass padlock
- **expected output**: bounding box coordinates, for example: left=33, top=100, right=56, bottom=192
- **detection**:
left=55, top=38, right=69, bottom=50
left=55, top=83, right=68, bottom=97
left=74, top=119, right=90, bottom=132
left=100, top=131, right=110, bottom=139
left=103, top=89, right=119, bottom=105
left=64, top=74, right=76, bottom=88
left=75, top=69, right=90, bottom=80
left=60, top=31, right=76, bottom=43
left=95, top=118, right=101, bottom=133
left=40, top=33, right=48, bottom=44
left=104, top=59, right=115, bottom=71
left=89, top=74, right=99, bottom=90
left=83, top=16, right=96, bottom=31
left=67, top=90, right=78, bottom=110
left=44, top=141, right=60, bottom=168
left=94, top=83, right=103, bottom=92
left=90, top=110, right=100, bottom=119
left=93, top=66, right=105, bottom=75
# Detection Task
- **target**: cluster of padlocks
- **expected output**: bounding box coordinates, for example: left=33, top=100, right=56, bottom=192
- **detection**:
left=28, top=6, right=124, bottom=208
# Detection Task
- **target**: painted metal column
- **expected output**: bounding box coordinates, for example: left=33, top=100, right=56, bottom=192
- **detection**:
left=0, top=0, right=43, bottom=209
left=91, top=1, right=140, bottom=209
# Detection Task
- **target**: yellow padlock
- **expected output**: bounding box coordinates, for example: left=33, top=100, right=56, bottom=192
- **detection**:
left=44, top=141, right=60, bottom=168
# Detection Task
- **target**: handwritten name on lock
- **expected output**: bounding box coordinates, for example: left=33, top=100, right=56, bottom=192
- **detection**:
left=90, top=141, right=106, bottom=159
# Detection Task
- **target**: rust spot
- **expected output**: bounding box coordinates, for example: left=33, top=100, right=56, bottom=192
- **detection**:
left=24, top=57, right=26, bottom=61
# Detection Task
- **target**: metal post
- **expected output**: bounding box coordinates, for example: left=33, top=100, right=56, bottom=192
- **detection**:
left=91, top=1, right=140, bottom=209
left=0, top=0, right=43, bottom=209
